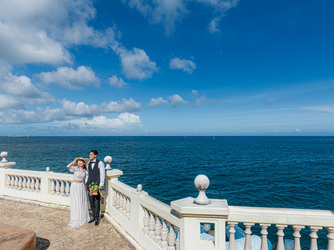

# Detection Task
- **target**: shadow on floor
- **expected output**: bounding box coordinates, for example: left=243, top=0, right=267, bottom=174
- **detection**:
left=36, top=237, right=50, bottom=250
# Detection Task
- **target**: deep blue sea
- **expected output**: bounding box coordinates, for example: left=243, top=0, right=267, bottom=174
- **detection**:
left=1, top=136, right=333, bottom=248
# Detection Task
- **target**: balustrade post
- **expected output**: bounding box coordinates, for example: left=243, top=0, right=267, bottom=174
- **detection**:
left=260, top=224, right=270, bottom=250
left=328, top=227, right=334, bottom=250
left=276, top=224, right=287, bottom=250
left=310, top=226, right=321, bottom=250
left=293, top=225, right=304, bottom=250
left=227, top=222, right=237, bottom=250
left=0, top=152, right=15, bottom=195
left=104, top=169, right=123, bottom=213
left=244, top=222, right=254, bottom=250
left=171, top=175, right=229, bottom=250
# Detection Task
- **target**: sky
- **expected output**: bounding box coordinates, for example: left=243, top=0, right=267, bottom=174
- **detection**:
left=0, top=0, right=334, bottom=136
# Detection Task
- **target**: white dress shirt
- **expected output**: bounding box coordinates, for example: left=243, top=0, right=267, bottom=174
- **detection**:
left=85, top=160, right=105, bottom=186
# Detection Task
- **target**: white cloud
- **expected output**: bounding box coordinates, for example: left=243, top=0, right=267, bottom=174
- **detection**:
left=0, top=0, right=117, bottom=65
left=0, top=98, right=141, bottom=124
left=148, top=97, right=168, bottom=107
left=0, top=63, right=55, bottom=107
left=170, top=57, right=196, bottom=73
left=114, top=46, right=158, bottom=80
left=194, top=94, right=210, bottom=106
left=296, top=128, right=302, bottom=132
left=38, top=66, right=100, bottom=89
left=192, top=90, right=198, bottom=95
left=169, top=94, right=188, bottom=107
left=122, top=0, right=187, bottom=36
left=109, top=75, right=128, bottom=89
left=208, top=17, right=221, bottom=34
left=122, top=0, right=238, bottom=35
left=303, top=106, right=334, bottom=112
left=0, top=95, right=23, bottom=109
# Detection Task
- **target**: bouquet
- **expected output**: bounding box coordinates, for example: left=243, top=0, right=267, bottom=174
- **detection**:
left=87, top=182, right=99, bottom=196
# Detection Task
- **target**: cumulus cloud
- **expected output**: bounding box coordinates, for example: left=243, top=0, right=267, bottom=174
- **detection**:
left=82, top=113, right=142, bottom=130
left=0, top=95, right=24, bottom=109
left=148, top=97, right=168, bottom=107
left=109, top=75, right=128, bottom=89
left=0, top=63, right=55, bottom=107
left=38, top=66, right=100, bottom=89
left=296, top=128, right=302, bottom=132
left=170, top=57, right=196, bottom=73
left=122, top=0, right=238, bottom=35
left=114, top=46, right=158, bottom=80
left=0, top=98, right=141, bottom=124
left=0, top=0, right=117, bottom=65
left=169, top=94, right=188, bottom=107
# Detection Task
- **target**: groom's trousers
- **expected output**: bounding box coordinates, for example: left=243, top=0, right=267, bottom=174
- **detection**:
left=89, top=193, right=101, bottom=221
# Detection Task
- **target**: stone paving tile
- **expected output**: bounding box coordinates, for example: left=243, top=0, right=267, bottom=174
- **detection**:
left=0, top=199, right=132, bottom=250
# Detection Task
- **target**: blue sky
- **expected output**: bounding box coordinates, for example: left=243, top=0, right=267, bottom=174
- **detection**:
left=0, top=0, right=334, bottom=136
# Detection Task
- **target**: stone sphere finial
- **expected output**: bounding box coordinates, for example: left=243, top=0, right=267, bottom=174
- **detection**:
left=137, top=184, right=142, bottom=192
left=194, top=174, right=211, bottom=205
left=104, top=156, right=112, bottom=170
left=1, top=152, right=8, bottom=163
left=46, top=167, right=50, bottom=172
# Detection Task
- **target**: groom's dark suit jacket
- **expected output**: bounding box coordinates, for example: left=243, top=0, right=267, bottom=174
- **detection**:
left=86, top=159, right=100, bottom=188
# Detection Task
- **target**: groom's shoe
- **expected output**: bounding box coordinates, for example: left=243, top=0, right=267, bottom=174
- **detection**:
left=88, top=218, right=95, bottom=223
left=95, top=219, right=99, bottom=226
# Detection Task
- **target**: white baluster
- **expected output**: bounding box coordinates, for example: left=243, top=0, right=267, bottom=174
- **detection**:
left=60, top=180, right=65, bottom=196
left=113, top=189, right=117, bottom=206
left=228, top=222, right=238, bottom=250
left=22, top=176, right=27, bottom=190
left=126, top=198, right=131, bottom=220
left=160, top=220, right=168, bottom=249
left=327, top=227, right=334, bottom=250
left=310, top=226, right=321, bottom=250
left=35, top=178, right=40, bottom=192
left=143, top=208, right=149, bottom=235
left=122, top=196, right=127, bottom=216
left=115, top=192, right=120, bottom=209
left=260, top=224, right=270, bottom=250
left=10, top=175, right=14, bottom=188
left=119, top=194, right=123, bottom=213
left=55, top=180, right=60, bottom=194
left=65, top=181, right=70, bottom=196
left=26, top=177, right=31, bottom=191
left=50, top=179, right=55, bottom=194
left=244, top=223, right=254, bottom=250
left=7, top=175, right=11, bottom=188
left=18, top=176, right=22, bottom=190
left=175, top=227, right=180, bottom=250
left=154, top=216, right=162, bottom=244
left=293, top=225, right=304, bottom=250
left=31, top=177, right=35, bottom=191
left=14, top=175, right=18, bottom=189
left=167, top=225, right=176, bottom=250
left=276, top=224, right=287, bottom=250
left=149, top=212, right=156, bottom=239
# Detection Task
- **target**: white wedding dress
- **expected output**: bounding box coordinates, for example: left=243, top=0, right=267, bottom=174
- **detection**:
left=68, top=167, right=90, bottom=227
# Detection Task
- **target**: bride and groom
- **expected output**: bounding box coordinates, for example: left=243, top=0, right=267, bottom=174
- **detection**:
left=66, top=150, right=106, bottom=227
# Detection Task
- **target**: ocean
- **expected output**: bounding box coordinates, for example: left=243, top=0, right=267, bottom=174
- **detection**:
left=1, top=136, right=333, bottom=248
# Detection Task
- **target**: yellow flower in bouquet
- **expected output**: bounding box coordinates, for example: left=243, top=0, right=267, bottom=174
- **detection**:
left=88, top=182, right=99, bottom=196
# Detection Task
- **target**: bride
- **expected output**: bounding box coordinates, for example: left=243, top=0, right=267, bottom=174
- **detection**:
left=66, top=157, right=90, bottom=227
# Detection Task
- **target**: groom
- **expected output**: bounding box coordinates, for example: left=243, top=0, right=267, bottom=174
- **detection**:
left=86, top=150, right=105, bottom=226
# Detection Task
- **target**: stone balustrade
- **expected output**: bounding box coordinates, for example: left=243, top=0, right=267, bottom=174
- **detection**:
left=227, top=206, right=334, bottom=250
left=0, top=152, right=333, bottom=250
